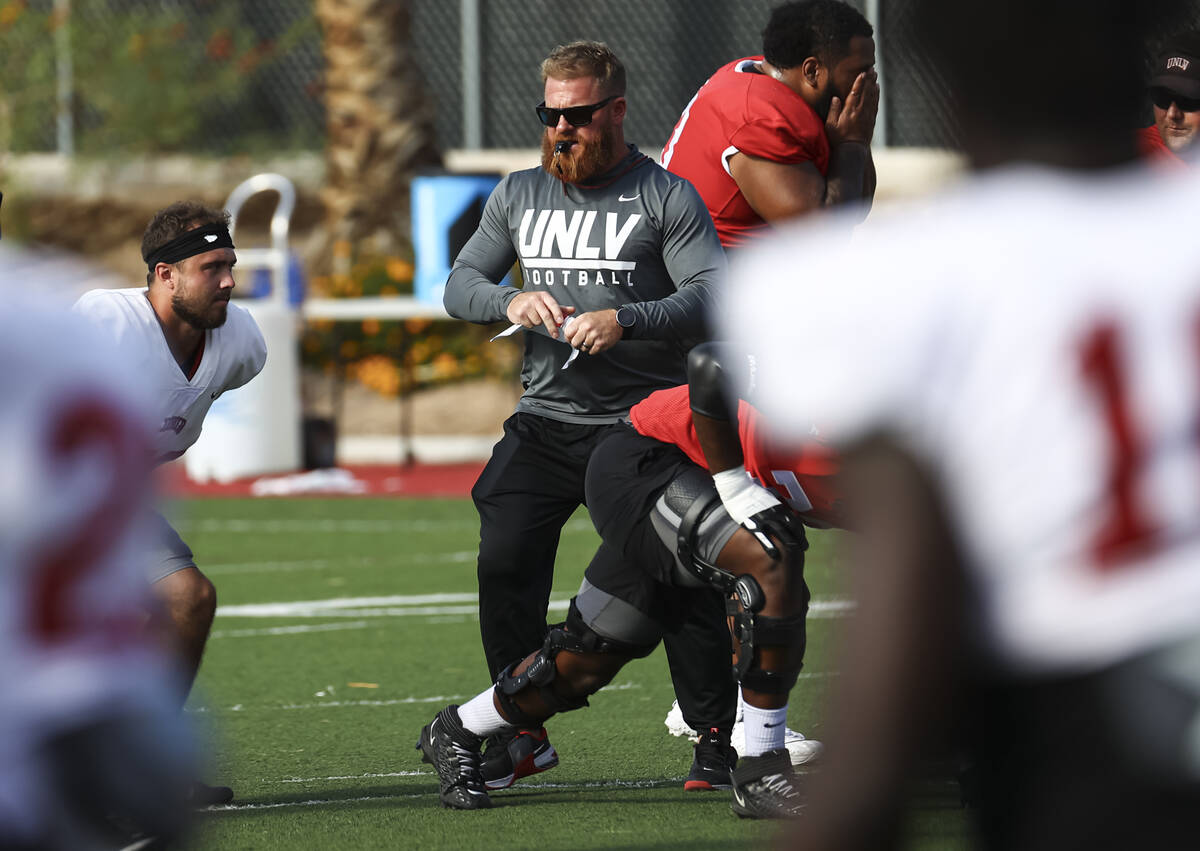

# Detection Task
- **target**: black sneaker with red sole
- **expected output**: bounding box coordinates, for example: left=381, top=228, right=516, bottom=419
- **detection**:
left=684, top=726, right=737, bottom=791
left=479, top=727, right=559, bottom=790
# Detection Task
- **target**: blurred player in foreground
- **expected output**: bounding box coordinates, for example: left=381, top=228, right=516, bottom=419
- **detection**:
left=0, top=246, right=195, bottom=848
left=722, top=0, right=1200, bottom=848
left=73, top=201, right=267, bottom=806
left=418, top=343, right=842, bottom=816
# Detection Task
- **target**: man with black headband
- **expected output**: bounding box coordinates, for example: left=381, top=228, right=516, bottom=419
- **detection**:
left=73, top=200, right=267, bottom=806
left=436, top=41, right=730, bottom=800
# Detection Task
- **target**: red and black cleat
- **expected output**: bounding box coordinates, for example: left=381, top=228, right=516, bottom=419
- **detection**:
left=480, top=727, right=560, bottom=790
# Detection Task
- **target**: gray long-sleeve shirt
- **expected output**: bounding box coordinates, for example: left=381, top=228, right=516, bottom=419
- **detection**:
left=444, top=145, right=726, bottom=424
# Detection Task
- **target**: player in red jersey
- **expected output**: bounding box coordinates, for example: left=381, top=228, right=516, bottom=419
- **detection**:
left=630, top=383, right=841, bottom=531
left=662, top=0, right=878, bottom=248
left=419, top=343, right=831, bottom=818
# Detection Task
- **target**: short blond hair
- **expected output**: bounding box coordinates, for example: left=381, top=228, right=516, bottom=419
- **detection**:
left=540, top=41, right=626, bottom=96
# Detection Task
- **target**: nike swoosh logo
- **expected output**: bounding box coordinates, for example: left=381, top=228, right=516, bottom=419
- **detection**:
left=618, top=193, right=640, bottom=202
left=204, top=234, right=218, bottom=242
left=732, top=787, right=746, bottom=807
left=764, top=721, right=783, bottom=728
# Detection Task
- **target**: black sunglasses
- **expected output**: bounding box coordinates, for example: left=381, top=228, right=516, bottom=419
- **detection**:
left=535, top=95, right=616, bottom=127
left=1150, top=87, right=1200, bottom=112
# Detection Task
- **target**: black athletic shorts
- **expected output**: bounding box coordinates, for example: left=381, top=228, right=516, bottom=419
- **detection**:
left=578, top=424, right=738, bottom=640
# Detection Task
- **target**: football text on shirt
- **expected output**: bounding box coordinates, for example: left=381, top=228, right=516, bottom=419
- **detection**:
left=517, top=209, right=641, bottom=287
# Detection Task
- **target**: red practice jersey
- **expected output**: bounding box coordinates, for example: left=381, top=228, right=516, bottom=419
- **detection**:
left=629, top=384, right=842, bottom=528
left=1137, top=125, right=1189, bottom=170
left=661, top=57, right=830, bottom=248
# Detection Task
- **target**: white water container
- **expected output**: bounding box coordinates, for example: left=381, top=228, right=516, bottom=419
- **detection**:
left=184, top=174, right=302, bottom=483
left=184, top=300, right=301, bottom=483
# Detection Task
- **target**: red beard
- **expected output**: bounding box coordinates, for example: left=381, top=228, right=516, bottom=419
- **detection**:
left=541, top=129, right=616, bottom=183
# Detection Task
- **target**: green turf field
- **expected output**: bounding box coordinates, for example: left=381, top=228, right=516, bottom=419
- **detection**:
left=174, top=497, right=970, bottom=850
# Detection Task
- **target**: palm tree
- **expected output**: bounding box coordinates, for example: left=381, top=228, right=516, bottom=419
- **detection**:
left=315, top=0, right=440, bottom=275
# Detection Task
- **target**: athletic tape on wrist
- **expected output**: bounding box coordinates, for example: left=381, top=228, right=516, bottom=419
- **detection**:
left=713, top=466, right=781, bottom=525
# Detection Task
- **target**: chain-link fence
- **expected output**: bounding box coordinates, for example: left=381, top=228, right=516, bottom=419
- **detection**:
left=1, top=0, right=323, bottom=155
left=6, top=0, right=1200, bottom=156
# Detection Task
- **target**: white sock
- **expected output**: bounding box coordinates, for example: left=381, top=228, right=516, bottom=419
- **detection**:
left=457, top=687, right=514, bottom=738
left=741, top=702, right=788, bottom=757
left=737, top=687, right=748, bottom=723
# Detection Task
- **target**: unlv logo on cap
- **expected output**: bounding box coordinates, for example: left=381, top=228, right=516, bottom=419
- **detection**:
left=1167, top=56, right=1191, bottom=71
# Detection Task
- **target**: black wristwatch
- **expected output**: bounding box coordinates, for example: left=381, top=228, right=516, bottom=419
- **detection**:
left=615, top=305, right=637, bottom=336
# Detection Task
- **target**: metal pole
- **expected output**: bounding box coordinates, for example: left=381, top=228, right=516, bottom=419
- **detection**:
left=865, top=0, right=887, bottom=147
left=461, top=0, right=483, bottom=149
left=54, top=0, right=74, bottom=156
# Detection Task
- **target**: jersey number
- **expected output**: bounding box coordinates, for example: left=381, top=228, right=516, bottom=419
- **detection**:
left=31, top=397, right=146, bottom=641
left=1079, top=320, right=1177, bottom=570
left=769, top=470, right=813, bottom=513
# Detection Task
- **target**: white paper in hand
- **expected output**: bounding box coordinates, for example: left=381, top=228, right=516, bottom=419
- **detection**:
left=490, top=315, right=581, bottom=370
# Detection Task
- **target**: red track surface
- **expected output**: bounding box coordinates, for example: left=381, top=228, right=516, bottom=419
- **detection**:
left=158, top=461, right=484, bottom=498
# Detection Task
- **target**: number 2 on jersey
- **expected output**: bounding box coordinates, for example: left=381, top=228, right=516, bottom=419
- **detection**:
left=31, top=397, right=147, bottom=641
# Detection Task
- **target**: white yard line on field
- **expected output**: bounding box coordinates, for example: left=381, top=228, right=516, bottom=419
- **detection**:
left=269, top=771, right=427, bottom=783
left=176, top=518, right=473, bottom=535
left=215, top=594, right=854, bottom=620
left=203, top=551, right=476, bottom=577
left=192, top=681, right=644, bottom=714
left=209, top=621, right=372, bottom=639
left=178, top=517, right=594, bottom=536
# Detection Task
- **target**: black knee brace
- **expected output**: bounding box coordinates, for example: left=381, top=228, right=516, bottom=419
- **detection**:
left=494, top=651, right=587, bottom=727
left=730, top=608, right=808, bottom=695
left=494, top=603, right=654, bottom=725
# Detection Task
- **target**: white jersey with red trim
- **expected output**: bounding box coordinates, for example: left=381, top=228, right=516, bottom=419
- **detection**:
left=725, top=164, right=1200, bottom=676
left=73, top=288, right=266, bottom=464
left=0, top=278, right=192, bottom=844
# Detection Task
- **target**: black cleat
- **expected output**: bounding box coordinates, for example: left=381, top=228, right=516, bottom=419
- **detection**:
left=480, top=727, right=559, bottom=790
left=729, top=747, right=805, bottom=818
left=417, top=705, right=493, bottom=810
left=684, top=726, right=737, bottom=791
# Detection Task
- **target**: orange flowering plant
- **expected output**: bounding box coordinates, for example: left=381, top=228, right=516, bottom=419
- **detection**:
left=303, top=254, right=521, bottom=397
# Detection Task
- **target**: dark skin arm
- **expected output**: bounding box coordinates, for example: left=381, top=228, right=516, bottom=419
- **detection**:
left=789, top=437, right=964, bottom=851
left=727, top=143, right=872, bottom=223
left=728, top=69, right=878, bottom=224
left=689, top=345, right=801, bottom=710
left=693, top=410, right=744, bottom=474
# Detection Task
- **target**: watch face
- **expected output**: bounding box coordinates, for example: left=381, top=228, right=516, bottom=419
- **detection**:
left=617, top=306, right=635, bottom=328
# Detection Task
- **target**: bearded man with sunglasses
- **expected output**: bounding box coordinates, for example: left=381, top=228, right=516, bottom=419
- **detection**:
left=439, top=41, right=727, bottom=799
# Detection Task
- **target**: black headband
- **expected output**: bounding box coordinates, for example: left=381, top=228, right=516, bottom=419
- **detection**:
left=144, top=222, right=235, bottom=271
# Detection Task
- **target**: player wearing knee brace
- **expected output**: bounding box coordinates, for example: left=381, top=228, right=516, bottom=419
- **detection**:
left=417, top=343, right=841, bottom=816
left=627, top=342, right=840, bottom=816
